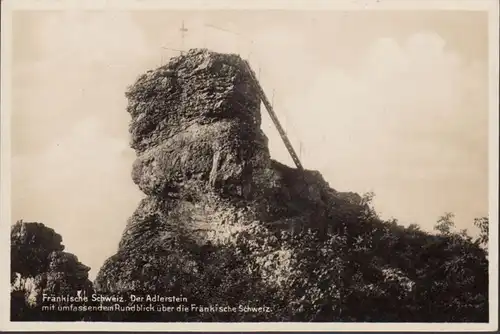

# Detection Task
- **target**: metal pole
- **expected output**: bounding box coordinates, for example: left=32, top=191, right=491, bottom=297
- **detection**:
left=180, top=20, right=188, bottom=54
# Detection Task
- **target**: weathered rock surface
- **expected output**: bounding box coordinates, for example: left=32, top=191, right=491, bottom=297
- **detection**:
left=94, top=49, right=488, bottom=322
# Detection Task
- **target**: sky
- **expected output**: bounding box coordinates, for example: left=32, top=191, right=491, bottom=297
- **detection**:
left=11, top=9, right=489, bottom=279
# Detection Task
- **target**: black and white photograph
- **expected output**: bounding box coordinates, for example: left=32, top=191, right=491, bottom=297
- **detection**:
left=1, top=0, right=498, bottom=331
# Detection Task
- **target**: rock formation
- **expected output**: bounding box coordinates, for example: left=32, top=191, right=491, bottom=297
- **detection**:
left=94, top=49, right=489, bottom=322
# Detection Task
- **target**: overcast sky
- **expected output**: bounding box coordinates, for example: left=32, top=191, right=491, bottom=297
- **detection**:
left=11, top=9, right=489, bottom=279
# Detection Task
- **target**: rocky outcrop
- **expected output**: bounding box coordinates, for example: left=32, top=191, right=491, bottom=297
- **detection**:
left=94, top=49, right=488, bottom=322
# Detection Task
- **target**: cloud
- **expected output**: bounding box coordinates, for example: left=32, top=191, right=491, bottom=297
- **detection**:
left=284, top=32, right=488, bottom=230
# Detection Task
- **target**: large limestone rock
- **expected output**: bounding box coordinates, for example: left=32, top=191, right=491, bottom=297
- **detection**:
left=94, top=49, right=489, bottom=322
left=95, top=49, right=358, bottom=316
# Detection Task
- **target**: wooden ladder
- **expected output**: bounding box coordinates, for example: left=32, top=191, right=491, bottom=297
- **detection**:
left=243, top=60, right=304, bottom=170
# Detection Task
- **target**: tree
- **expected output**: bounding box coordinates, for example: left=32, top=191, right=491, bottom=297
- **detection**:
left=434, top=212, right=455, bottom=235
left=474, top=217, right=489, bottom=249
left=407, top=223, right=421, bottom=232
left=11, top=220, right=93, bottom=321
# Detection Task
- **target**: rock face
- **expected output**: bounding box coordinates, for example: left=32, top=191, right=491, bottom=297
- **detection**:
left=94, top=49, right=488, bottom=322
